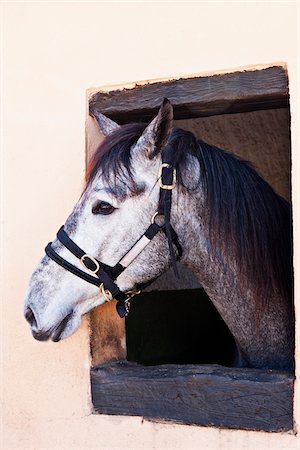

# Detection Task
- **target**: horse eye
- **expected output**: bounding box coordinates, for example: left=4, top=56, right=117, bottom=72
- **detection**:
left=92, top=201, right=115, bottom=215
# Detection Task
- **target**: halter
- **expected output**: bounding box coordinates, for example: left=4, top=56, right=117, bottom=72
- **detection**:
left=45, top=155, right=182, bottom=318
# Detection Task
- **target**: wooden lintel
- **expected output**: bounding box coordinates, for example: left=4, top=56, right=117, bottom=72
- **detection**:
left=91, top=361, right=294, bottom=432
left=89, top=66, right=289, bottom=124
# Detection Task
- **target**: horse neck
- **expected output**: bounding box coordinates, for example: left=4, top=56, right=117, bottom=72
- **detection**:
left=174, top=188, right=294, bottom=370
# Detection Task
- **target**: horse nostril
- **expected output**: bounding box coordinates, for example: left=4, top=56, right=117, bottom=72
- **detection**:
left=25, top=307, right=37, bottom=328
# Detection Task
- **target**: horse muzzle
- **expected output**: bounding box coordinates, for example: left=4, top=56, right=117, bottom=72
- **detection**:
left=24, top=307, right=73, bottom=342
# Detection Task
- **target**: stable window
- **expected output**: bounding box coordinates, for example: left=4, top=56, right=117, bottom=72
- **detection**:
left=87, top=66, right=294, bottom=432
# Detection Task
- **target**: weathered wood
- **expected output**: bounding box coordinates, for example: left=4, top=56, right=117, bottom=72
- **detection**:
left=89, top=66, right=288, bottom=124
left=91, top=362, right=294, bottom=432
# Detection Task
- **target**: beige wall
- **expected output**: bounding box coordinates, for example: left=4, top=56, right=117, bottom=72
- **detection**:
left=1, top=2, right=299, bottom=449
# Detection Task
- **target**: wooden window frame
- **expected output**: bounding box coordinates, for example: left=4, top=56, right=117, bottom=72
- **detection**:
left=88, top=65, right=294, bottom=433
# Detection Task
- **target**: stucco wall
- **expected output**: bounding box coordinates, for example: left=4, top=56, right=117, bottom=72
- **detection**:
left=2, top=2, right=299, bottom=449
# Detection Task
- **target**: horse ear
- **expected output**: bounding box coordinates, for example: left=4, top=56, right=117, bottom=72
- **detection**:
left=133, top=98, right=173, bottom=159
left=90, top=111, right=120, bottom=137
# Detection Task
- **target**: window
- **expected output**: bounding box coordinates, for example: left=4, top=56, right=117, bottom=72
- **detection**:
left=87, top=66, right=294, bottom=432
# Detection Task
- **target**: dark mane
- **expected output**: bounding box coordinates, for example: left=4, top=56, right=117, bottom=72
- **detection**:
left=87, top=124, right=292, bottom=308
left=198, top=140, right=292, bottom=308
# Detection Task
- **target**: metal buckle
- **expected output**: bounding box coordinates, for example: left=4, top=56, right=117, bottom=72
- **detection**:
left=99, top=283, right=113, bottom=302
left=159, top=163, right=176, bottom=190
left=80, top=254, right=100, bottom=274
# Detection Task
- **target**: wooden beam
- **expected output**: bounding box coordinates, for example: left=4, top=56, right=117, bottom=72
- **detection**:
left=91, top=362, right=294, bottom=432
left=89, top=66, right=289, bottom=124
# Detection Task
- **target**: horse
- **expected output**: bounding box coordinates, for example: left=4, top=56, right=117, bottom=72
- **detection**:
left=24, top=98, right=294, bottom=371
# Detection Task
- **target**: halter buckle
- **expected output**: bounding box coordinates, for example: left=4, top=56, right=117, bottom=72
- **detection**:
left=80, top=254, right=100, bottom=274
left=159, top=163, right=176, bottom=190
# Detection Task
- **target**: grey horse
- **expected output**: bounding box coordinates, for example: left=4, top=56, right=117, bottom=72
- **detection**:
left=24, top=99, right=294, bottom=370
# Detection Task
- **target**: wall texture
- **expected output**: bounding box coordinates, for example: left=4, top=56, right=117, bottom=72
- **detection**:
left=2, top=2, right=299, bottom=449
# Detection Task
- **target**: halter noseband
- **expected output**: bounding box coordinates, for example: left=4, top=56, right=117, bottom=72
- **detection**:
left=45, top=156, right=182, bottom=318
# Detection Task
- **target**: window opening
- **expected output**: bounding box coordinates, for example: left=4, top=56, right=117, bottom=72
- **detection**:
left=88, top=66, right=294, bottom=432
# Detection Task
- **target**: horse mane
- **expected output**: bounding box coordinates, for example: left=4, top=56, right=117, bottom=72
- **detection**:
left=86, top=123, right=147, bottom=188
left=197, top=139, right=292, bottom=309
left=86, top=124, right=292, bottom=309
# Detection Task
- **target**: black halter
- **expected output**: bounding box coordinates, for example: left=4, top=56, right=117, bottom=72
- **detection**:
left=45, top=156, right=182, bottom=318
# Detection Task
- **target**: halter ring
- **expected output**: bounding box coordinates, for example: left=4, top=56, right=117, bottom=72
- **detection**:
left=151, top=212, right=165, bottom=225
left=80, top=254, right=100, bottom=274
left=99, top=283, right=113, bottom=302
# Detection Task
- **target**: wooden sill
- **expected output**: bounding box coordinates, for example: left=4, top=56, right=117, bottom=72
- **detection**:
left=91, top=362, right=294, bottom=432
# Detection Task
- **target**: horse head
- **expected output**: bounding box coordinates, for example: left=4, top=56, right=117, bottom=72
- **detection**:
left=24, top=99, right=189, bottom=342
left=24, top=97, right=294, bottom=370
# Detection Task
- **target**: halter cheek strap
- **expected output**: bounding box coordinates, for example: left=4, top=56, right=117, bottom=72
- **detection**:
left=45, top=158, right=182, bottom=318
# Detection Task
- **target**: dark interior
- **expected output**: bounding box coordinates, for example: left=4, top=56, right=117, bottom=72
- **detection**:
left=126, top=288, right=236, bottom=366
